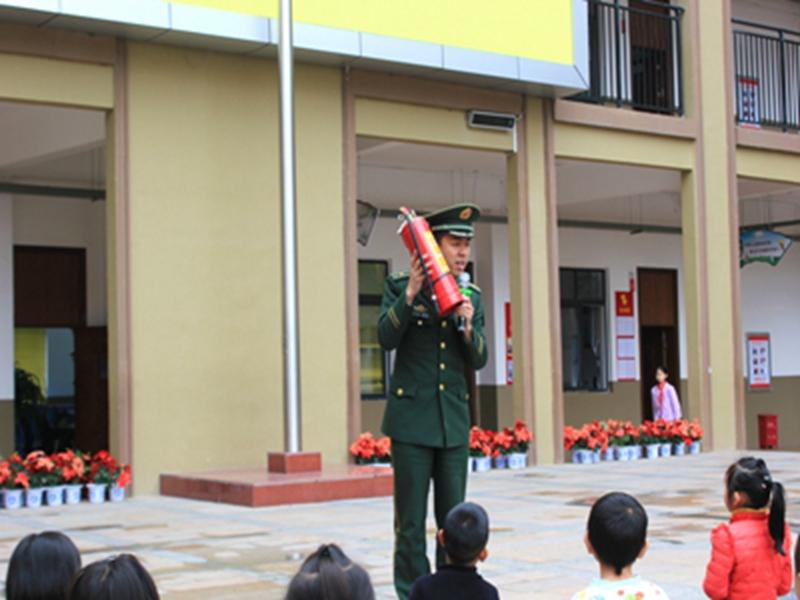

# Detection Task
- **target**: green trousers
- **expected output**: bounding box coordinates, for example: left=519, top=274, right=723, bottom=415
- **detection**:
left=392, top=441, right=468, bottom=600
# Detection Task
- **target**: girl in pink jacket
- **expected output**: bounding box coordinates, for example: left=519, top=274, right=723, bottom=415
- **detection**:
left=703, top=457, right=792, bottom=600
left=651, top=366, right=682, bottom=421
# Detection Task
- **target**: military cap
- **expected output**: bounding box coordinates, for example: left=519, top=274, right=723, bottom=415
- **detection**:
left=424, top=203, right=481, bottom=238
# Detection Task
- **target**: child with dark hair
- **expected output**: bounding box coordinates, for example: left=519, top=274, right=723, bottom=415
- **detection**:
left=409, top=502, right=498, bottom=600
left=795, top=535, right=800, bottom=592
left=285, top=544, right=374, bottom=600
left=703, top=456, right=792, bottom=600
left=6, top=531, right=81, bottom=600
left=572, top=492, right=669, bottom=599
left=69, top=554, right=159, bottom=600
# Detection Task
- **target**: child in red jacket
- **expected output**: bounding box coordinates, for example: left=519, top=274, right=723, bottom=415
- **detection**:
left=703, top=457, right=792, bottom=600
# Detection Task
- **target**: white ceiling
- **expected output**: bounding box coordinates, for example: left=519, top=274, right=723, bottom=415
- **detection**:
left=0, top=101, right=796, bottom=236
left=357, top=138, right=800, bottom=235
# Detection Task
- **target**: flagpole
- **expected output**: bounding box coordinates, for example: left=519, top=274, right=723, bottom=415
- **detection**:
left=279, top=0, right=301, bottom=453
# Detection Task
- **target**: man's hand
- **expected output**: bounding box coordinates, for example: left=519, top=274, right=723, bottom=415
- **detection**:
left=455, top=297, right=474, bottom=339
left=405, top=252, right=425, bottom=305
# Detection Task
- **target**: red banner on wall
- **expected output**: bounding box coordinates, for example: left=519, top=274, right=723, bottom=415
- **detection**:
left=615, top=291, right=634, bottom=317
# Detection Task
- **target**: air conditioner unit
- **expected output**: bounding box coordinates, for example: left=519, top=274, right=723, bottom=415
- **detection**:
left=467, top=110, right=517, bottom=132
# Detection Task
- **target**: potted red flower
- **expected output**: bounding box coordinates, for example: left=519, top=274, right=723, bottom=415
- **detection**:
left=688, top=419, right=704, bottom=454
left=640, top=421, right=662, bottom=459
left=507, top=421, right=533, bottom=469
left=23, top=451, right=60, bottom=508
left=669, top=420, right=691, bottom=456
left=469, top=427, right=493, bottom=472
left=0, top=454, right=29, bottom=509
left=349, top=432, right=392, bottom=466
left=491, top=429, right=514, bottom=469
left=86, top=451, right=131, bottom=503
left=53, top=450, right=87, bottom=504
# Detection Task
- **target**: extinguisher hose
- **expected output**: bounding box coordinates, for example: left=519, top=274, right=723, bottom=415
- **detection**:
left=399, top=207, right=441, bottom=315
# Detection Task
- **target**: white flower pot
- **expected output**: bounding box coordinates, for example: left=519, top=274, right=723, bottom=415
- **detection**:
left=673, top=442, right=687, bottom=456
left=689, top=441, right=702, bottom=455
left=508, top=452, right=527, bottom=470
left=468, top=457, right=475, bottom=472
left=2, top=489, right=23, bottom=509
left=633, top=446, right=643, bottom=460
left=86, top=483, right=107, bottom=504
left=108, top=486, right=126, bottom=502
left=494, top=455, right=509, bottom=469
left=572, top=449, right=593, bottom=464
left=45, top=486, right=65, bottom=506
left=615, top=446, right=634, bottom=461
left=602, top=448, right=615, bottom=461
left=659, top=443, right=672, bottom=457
left=64, top=485, right=83, bottom=505
left=25, top=488, right=44, bottom=508
left=473, top=456, right=492, bottom=472
left=646, top=444, right=661, bottom=459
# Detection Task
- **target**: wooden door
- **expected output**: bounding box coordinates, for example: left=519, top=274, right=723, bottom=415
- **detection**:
left=74, top=327, right=109, bottom=452
left=638, top=268, right=680, bottom=419
left=14, top=246, right=86, bottom=327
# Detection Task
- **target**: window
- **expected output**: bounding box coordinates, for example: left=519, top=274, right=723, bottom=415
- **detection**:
left=560, top=268, right=609, bottom=392
left=359, top=260, right=389, bottom=399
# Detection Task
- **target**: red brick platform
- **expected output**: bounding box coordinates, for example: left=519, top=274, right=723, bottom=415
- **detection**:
left=160, top=465, right=394, bottom=508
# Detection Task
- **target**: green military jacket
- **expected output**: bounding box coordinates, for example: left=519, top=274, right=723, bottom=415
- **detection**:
left=378, top=273, right=488, bottom=448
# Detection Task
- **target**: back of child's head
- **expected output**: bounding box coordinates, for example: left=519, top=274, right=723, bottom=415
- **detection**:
left=587, top=492, right=648, bottom=576
left=442, top=501, right=490, bottom=566
left=69, top=554, right=159, bottom=600
left=284, top=544, right=374, bottom=600
left=725, top=456, right=786, bottom=555
left=6, top=531, right=81, bottom=600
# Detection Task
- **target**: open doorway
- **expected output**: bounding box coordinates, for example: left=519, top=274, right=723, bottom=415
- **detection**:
left=637, top=268, right=680, bottom=420
left=355, top=139, right=511, bottom=434
left=0, top=100, right=108, bottom=455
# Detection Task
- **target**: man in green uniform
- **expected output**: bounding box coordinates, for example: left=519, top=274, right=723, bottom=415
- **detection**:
left=378, top=203, right=488, bottom=600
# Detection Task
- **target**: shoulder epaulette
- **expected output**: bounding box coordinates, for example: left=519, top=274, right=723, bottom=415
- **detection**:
left=390, top=271, right=409, bottom=280
left=468, top=282, right=481, bottom=293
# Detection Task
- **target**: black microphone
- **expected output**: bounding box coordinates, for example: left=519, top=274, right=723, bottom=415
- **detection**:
left=457, top=272, right=471, bottom=333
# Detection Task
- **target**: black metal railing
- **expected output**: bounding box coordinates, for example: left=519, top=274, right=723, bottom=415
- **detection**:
left=573, top=0, right=684, bottom=115
left=733, top=20, right=800, bottom=131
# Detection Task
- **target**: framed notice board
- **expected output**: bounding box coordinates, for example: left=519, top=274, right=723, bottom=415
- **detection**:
left=746, top=332, right=771, bottom=391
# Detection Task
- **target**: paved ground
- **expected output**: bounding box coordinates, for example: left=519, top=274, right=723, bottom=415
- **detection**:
left=1, top=450, right=798, bottom=599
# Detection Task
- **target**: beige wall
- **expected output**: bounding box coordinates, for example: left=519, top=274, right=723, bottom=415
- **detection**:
left=295, top=65, right=348, bottom=465
left=126, top=44, right=347, bottom=493
left=744, top=377, right=800, bottom=451
left=0, top=402, right=12, bottom=456
left=564, top=382, right=641, bottom=428
left=362, top=400, right=386, bottom=438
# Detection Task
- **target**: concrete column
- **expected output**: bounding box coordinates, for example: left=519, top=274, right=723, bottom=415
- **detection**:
left=507, top=97, right=563, bottom=463
left=683, top=0, right=745, bottom=448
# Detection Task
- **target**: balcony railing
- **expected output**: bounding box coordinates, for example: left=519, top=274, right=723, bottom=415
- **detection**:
left=573, top=0, right=684, bottom=115
left=733, top=20, right=800, bottom=131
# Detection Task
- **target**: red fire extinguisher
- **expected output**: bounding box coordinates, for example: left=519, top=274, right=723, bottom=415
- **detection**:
left=397, top=206, right=464, bottom=317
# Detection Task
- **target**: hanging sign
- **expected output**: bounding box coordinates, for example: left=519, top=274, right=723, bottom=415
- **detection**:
left=746, top=332, right=771, bottom=390
left=504, top=302, right=513, bottom=385
left=737, top=76, right=761, bottom=127
left=740, top=230, right=793, bottom=267
left=615, top=291, right=636, bottom=382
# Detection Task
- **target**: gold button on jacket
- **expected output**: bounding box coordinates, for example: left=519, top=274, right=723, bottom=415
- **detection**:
left=378, top=272, right=488, bottom=448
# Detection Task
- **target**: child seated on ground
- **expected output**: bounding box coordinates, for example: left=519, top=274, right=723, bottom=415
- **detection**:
left=409, top=501, right=499, bottom=600
left=6, top=531, right=81, bottom=600
left=69, top=554, right=160, bottom=600
left=572, top=492, right=669, bottom=600
left=285, top=543, right=374, bottom=600
left=703, top=456, right=792, bottom=600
